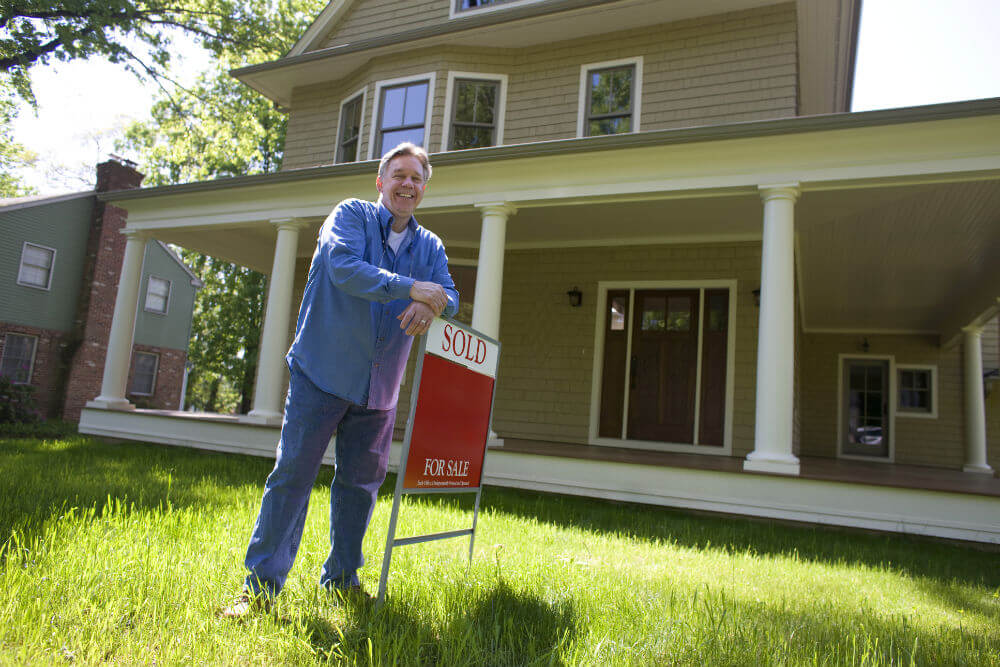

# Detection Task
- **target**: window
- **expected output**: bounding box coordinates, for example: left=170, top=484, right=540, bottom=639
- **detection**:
left=369, top=74, right=435, bottom=159
left=443, top=73, right=507, bottom=151
left=145, top=276, right=171, bottom=314
left=17, top=242, right=56, bottom=290
left=452, top=0, right=544, bottom=16
left=130, top=351, right=159, bottom=396
left=0, top=333, right=38, bottom=384
left=577, top=57, right=643, bottom=137
left=336, top=90, right=365, bottom=163
left=897, top=365, right=937, bottom=418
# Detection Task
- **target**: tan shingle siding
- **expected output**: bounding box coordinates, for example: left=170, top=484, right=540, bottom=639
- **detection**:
left=284, top=4, right=797, bottom=169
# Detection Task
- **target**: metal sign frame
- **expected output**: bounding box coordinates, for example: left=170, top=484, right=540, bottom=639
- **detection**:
left=376, top=316, right=500, bottom=608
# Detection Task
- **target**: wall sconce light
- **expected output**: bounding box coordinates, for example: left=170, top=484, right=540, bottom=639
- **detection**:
left=752, top=288, right=761, bottom=307
left=860, top=337, right=871, bottom=353
left=567, top=286, right=583, bottom=307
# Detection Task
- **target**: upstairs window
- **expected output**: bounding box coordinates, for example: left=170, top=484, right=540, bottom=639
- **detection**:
left=578, top=57, right=643, bottom=137
left=443, top=73, right=507, bottom=151
left=453, top=0, right=544, bottom=16
left=371, top=74, right=434, bottom=158
left=145, top=276, right=171, bottom=314
left=130, top=351, right=159, bottom=396
left=17, top=242, right=56, bottom=290
left=0, top=333, right=38, bottom=384
left=337, top=90, right=365, bottom=163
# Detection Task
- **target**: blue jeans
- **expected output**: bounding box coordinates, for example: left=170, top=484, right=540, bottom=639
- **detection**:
left=243, top=364, right=396, bottom=597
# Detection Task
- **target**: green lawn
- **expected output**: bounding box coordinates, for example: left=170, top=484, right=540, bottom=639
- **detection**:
left=0, top=434, right=998, bottom=666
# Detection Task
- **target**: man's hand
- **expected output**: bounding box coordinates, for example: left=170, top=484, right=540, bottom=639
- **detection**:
left=398, top=301, right=436, bottom=336
left=409, top=281, right=447, bottom=316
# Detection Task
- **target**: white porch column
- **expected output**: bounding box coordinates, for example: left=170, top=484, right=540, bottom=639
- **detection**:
left=744, top=184, right=800, bottom=475
left=88, top=230, right=148, bottom=410
left=962, top=326, right=994, bottom=474
left=244, top=218, right=306, bottom=425
left=471, top=203, right=515, bottom=339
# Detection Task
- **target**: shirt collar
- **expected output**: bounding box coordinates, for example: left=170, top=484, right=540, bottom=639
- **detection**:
left=376, top=200, right=419, bottom=237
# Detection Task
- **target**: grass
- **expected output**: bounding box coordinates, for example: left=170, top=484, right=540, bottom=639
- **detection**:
left=0, top=434, right=998, bottom=666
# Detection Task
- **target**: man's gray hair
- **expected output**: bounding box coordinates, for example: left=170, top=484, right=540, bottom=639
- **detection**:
left=378, top=142, right=432, bottom=182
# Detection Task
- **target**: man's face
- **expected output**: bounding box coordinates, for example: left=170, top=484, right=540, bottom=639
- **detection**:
left=377, top=154, right=426, bottom=220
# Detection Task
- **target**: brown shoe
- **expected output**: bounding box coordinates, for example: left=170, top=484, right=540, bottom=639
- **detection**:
left=218, top=591, right=271, bottom=619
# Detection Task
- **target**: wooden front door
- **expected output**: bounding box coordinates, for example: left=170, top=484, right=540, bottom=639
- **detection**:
left=627, top=290, right=700, bottom=443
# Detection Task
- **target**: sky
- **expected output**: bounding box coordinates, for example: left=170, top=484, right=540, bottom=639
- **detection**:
left=9, top=0, right=1000, bottom=196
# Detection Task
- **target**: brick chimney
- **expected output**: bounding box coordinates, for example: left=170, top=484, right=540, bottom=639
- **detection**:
left=61, top=158, right=145, bottom=421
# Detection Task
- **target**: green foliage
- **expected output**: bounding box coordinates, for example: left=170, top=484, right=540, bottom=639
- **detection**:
left=1, top=436, right=999, bottom=665
left=0, top=375, right=39, bottom=424
left=0, top=417, right=76, bottom=438
left=0, top=85, right=36, bottom=196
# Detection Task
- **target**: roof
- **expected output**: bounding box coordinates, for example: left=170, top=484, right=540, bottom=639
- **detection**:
left=0, top=190, right=95, bottom=213
left=156, top=240, right=204, bottom=289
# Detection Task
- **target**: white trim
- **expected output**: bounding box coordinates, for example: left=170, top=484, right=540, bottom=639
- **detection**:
left=449, top=0, right=548, bottom=20
left=805, top=327, right=940, bottom=336
left=836, top=354, right=896, bottom=463
left=1, top=332, right=38, bottom=385
left=588, top=279, right=737, bottom=456
left=143, top=275, right=172, bottom=315
left=16, top=241, right=56, bottom=291
left=440, top=71, right=508, bottom=152
left=896, top=364, right=939, bottom=419
left=335, top=86, right=368, bottom=163
left=129, top=350, right=160, bottom=396
left=367, top=72, right=437, bottom=160
left=621, top=290, right=636, bottom=439
left=576, top=56, right=643, bottom=138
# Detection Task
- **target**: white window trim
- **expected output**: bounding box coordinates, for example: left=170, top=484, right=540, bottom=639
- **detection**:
left=144, top=275, right=172, bottom=315
left=576, top=56, right=643, bottom=138
left=440, top=71, right=508, bottom=152
left=836, top=354, right=897, bottom=463
left=367, top=72, right=437, bottom=160
left=130, top=351, right=159, bottom=396
left=896, top=363, right=938, bottom=419
left=449, top=0, right=547, bottom=20
left=335, top=86, right=368, bottom=164
left=1, top=333, right=38, bottom=385
left=16, top=241, right=56, bottom=291
left=587, top=279, right=737, bottom=456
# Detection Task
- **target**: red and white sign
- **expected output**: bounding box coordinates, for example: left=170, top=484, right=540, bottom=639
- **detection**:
left=402, top=319, right=499, bottom=490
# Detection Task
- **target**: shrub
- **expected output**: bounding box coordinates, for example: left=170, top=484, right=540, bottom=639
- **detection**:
left=0, top=376, right=40, bottom=425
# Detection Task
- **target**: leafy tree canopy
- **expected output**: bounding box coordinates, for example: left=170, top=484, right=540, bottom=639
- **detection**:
left=0, top=85, right=36, bottom=196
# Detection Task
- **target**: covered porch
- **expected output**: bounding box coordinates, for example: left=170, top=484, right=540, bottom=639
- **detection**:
left=79, top=99, right=1000, bottom=542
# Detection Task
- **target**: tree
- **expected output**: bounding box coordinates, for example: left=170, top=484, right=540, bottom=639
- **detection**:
left=0, top=0, right=307, bottom=103
left=0, top=85, right=36, bottom=196
left=120, top=0, right=323, bottom=412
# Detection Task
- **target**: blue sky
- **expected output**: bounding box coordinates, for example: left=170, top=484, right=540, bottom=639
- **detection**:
left=10, top=0, right=1000, bottom=195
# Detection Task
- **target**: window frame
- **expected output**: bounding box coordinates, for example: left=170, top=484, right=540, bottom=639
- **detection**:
left=576, top=56, right=643, bottom=138
left=144, top=275, right=171, bottom=315
left=450, top=0, right=547, bottom=19
left=129, top=350, right=159, bottom=396
left=0, top=333, right=39, bottom=385
left=441, top=71, right=508, bottom=152
left=335, top=87, right=367, bottom=164
left=367, top=72, right=436, bottom=160
left=896, top=364, right=938, bottom=419
left=16, top=241, right=57, bottom=291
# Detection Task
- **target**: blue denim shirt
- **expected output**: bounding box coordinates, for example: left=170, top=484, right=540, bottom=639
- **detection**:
left=287, top=198, right=458, bottom=409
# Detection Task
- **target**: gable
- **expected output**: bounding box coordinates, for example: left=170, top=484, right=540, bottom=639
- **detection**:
left=291, top=0, right=450, bottom=56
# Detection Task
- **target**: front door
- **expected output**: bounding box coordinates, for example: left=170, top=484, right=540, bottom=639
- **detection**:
left=841, top=359, right=890, bottom=458
left=627, top=290, right=700, bottom=443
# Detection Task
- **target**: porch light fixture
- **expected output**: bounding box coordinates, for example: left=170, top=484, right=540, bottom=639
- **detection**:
left=861, top=337, right=871, bottom=353
left=752, top=288, right=761, bottom=307
left=567, top=286, right=583, bottom=307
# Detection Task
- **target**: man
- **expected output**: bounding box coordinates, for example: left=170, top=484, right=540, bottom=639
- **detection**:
left=222, top=142, right=458, bottom=617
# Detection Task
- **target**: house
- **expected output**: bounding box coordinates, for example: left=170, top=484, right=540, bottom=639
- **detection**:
left=0, top=159, right=201, bottom=421
left=78, top=0, right=1000, bottom=543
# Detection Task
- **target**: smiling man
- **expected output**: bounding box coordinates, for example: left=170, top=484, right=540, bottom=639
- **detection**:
left=222, top=143, right=458, bottom=617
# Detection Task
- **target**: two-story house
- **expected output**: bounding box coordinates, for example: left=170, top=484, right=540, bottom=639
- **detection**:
left=79, top=0, right=1000, bottom=543
left=0, top=159, right=201, bottom=421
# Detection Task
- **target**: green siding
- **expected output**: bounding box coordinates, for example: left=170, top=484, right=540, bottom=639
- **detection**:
left=134, top=243, right=197, bottom=351
left=0, top=196, right=94, bottom=332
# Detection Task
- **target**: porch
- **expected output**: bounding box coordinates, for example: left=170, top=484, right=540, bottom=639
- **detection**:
left=78, top=406, right=1000, bottom=544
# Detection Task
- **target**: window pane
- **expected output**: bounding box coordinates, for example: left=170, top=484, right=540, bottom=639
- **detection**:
left=23, top=245, right=53, bottom=268
left=451, top=125, right=493, bottom=150
left=666, top=296, right=691, bottom=331
left=610, top=297, right=626, bottom=331
left=381, top=87, right=406, bottom=128
left=475, top=83, right=496, bottom=124
left=590, top=72, right=610, bottom=115
left=380, top=128, right=425, bottom=155
left=707, top=291, right=728, bottom=332
left=18, top=264, right=50, bottom=287
left=130, top=353, right=158, bottom=395
left=640, top=296, right=666, bottom=332
left=402, top=83, right=428, bottom=126
left=914, top=371, right=929, bottom=389
left=1, top=334, right=36, bottom=384
left=455, top=82, right=477, bottom=121
left=611, top=69, right=632, bottom=113
left=146, top=277, right=169, bottom=313
left=588, top=117, right=631, bottom=136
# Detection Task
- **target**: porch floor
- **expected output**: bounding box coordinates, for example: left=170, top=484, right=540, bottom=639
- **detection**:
left=500, top=439, right=1000, bottom=498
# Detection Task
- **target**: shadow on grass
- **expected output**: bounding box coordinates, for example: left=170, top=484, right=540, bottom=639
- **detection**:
left=300, top=581, right=576, bottom=666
